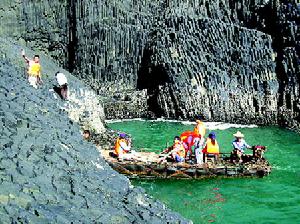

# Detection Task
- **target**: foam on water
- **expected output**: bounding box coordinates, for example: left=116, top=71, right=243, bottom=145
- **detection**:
left=105, top=118, right=144, bottom=123
left=106, top=118, right=258, bottom=130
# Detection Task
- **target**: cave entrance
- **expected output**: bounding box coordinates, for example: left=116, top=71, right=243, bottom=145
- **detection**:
left=137, top=48, right=170, bottom=117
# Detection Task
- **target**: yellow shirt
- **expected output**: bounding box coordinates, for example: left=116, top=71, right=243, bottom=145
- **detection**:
left=28, top=61, right=41, bottom=77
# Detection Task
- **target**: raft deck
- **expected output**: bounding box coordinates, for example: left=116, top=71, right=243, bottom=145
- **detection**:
left=101, top=150, right=272, bottom=179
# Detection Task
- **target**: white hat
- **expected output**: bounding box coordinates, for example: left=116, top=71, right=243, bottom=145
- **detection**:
left=233, top=131, right=244, bottom=138
left=56, top=72, right=68, bottom=86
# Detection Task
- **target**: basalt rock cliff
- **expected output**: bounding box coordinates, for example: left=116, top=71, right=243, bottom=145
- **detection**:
left=0, top=1, right=299, bottom=128
left=0, top=38, right=189, bottom=223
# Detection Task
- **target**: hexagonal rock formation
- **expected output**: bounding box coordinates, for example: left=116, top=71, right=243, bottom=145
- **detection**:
left=0, top=38, right=190, bottom=223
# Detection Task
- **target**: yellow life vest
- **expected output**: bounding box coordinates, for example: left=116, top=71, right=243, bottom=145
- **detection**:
left=193, top=121, right=206, bottom=138
left=203, top=138, right=219, bottom=154
left=28, top=62, right=41, bottom=77
left=174, top=142, right=185, bottom=158
left=114, top=138, right=128, bottom=156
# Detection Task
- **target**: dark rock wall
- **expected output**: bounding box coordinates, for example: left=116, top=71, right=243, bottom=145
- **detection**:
left=264, top=1, right=300, bottom=129
left=20, top=0, right=70, bottom=68
left=0, top=0, right=299, bottom=129
left=74, top=0, right=153, bottom=92
left=0, top=0, right=70, bottom=68
left=0, top=0, right=24, bottom=38
left=139, top=17, right=278, bottom=124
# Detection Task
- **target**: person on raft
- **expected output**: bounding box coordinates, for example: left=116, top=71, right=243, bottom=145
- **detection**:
left=160, top=136, right=186, bottom=163
left=193, top=116, right=206, bottom=148
left=172, top=136, right=186, bottom=162
left=231, top=131, right=251, bottom=163
left=114, top=133, right=136, bottom=161
left=21, top=49, right=42, bottom=89
left=202, top=132, right=220, bottom=163
left=180, top=130, right=198, bottom=160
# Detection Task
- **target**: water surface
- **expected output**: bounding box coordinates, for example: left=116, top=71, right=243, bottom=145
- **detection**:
left=108, top=120, right=300, bottom=224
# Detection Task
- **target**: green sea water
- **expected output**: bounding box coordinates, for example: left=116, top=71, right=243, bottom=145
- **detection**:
left=107, top=120, right=300, bottom=224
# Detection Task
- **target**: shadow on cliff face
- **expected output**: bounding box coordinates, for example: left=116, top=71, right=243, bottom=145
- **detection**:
left=237, top=1, right=300, bottom=126
left=137, top=48, right=170, bottom=118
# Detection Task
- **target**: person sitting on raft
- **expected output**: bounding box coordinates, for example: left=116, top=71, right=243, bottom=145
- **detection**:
left=202, top=132, right=220, bottom=163
left=171, top=136, right=186, bottom=163
left=231, top=131, right=251, bottom=163
left=114, top=133, right=134, bottom=161
left=160, top=136, right=186, bottom=163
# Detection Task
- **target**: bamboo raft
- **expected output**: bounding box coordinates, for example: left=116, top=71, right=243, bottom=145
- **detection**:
left=101, top=147, right=271, bottom=179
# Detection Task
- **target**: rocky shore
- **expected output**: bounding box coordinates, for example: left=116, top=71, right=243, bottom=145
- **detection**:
left=0, top=38, right=190, bottom=223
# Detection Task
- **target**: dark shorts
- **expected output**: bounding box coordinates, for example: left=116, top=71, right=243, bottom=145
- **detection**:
left=53, top=84, right=68, bottom=100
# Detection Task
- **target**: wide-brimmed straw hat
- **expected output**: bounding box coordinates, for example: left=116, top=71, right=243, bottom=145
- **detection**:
left=233, top=131, right=244, bottom=138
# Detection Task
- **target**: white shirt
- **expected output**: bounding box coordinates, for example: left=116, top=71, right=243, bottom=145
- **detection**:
left=56, top=73, right=68, bottom=86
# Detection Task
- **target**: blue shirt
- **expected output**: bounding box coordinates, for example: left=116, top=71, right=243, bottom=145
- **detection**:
left=232, top=139, right=250, bottom=152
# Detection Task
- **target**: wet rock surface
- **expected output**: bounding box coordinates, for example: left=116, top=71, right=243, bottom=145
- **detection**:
left=0, top=38, right=190, bottom=223
left=1, top=0, right=299, bottom=130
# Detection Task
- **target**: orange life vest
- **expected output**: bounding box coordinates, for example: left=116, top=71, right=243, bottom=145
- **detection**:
left=202, top=138, right=219, bottom=154
left=174, top=142, right=186, bottom=158
left=193, top=121, right=206, bottom=138
left=114, top=138, right=128, bottom=156
left=28, top=61, right=41, bottom=77
left=180, top=131, right=195, bottom=142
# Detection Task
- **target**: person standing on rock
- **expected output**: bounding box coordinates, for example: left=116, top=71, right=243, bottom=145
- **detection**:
left=21, top=49, right=42, bottom=89
left=53, top=72, right=68, bottom=100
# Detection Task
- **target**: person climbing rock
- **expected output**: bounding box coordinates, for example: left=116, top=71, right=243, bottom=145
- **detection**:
left=21, top=49, right=42, bottom=89
left=231, top=131, right=251, bottom=163
left=202, top=132, right=220, bottom=163
left=53, top=72, right=68, bottom=100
